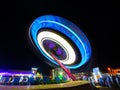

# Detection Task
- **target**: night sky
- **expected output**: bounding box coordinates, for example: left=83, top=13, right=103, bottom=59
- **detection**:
left=0, top=1, right=119, bottom=75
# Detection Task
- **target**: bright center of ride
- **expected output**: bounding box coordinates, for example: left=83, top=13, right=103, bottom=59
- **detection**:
left=37, top=31, right=76, bottom=65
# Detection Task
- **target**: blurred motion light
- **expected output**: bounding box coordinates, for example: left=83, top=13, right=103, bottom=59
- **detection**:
left=37, top=31, right=76, bottom=65
left=29, top=15, right=92, bottom=69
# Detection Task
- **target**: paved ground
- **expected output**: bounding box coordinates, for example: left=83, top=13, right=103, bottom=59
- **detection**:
left=0, top=80, right=91, bottom=90
left=96, top=86, right=120, bottom=90
left=0, top=80, right=120, bottom=90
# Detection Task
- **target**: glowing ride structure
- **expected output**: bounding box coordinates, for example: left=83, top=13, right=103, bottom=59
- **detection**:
left=51, top=53, right=76, bottom=81
left=28, top=15, right=92, bottom=80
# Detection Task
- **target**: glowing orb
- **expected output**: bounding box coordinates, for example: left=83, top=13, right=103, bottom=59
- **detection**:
left=28, top=15, right=92, bottom=69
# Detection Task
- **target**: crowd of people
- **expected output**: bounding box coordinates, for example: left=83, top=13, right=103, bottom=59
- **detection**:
left=88, top=73, right=120, bottom=89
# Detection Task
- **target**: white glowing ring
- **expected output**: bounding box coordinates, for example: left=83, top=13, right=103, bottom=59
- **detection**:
left=37, top=31, right=76, bottom=65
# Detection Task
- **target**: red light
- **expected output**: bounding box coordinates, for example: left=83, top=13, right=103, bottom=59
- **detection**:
left=107, top=67, right=111, bottom=71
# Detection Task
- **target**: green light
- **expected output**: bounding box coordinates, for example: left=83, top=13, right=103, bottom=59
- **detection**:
left=58, top=72, right=63, bottom=80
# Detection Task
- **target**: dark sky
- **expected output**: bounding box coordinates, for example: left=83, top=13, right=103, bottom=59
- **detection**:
left=0, top=1, right=119, bottom=75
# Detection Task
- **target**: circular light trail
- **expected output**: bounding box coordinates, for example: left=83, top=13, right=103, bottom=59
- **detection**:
left=29, top=15, right=92, bottom=69
left=37, top=31, right=76, bottom=65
